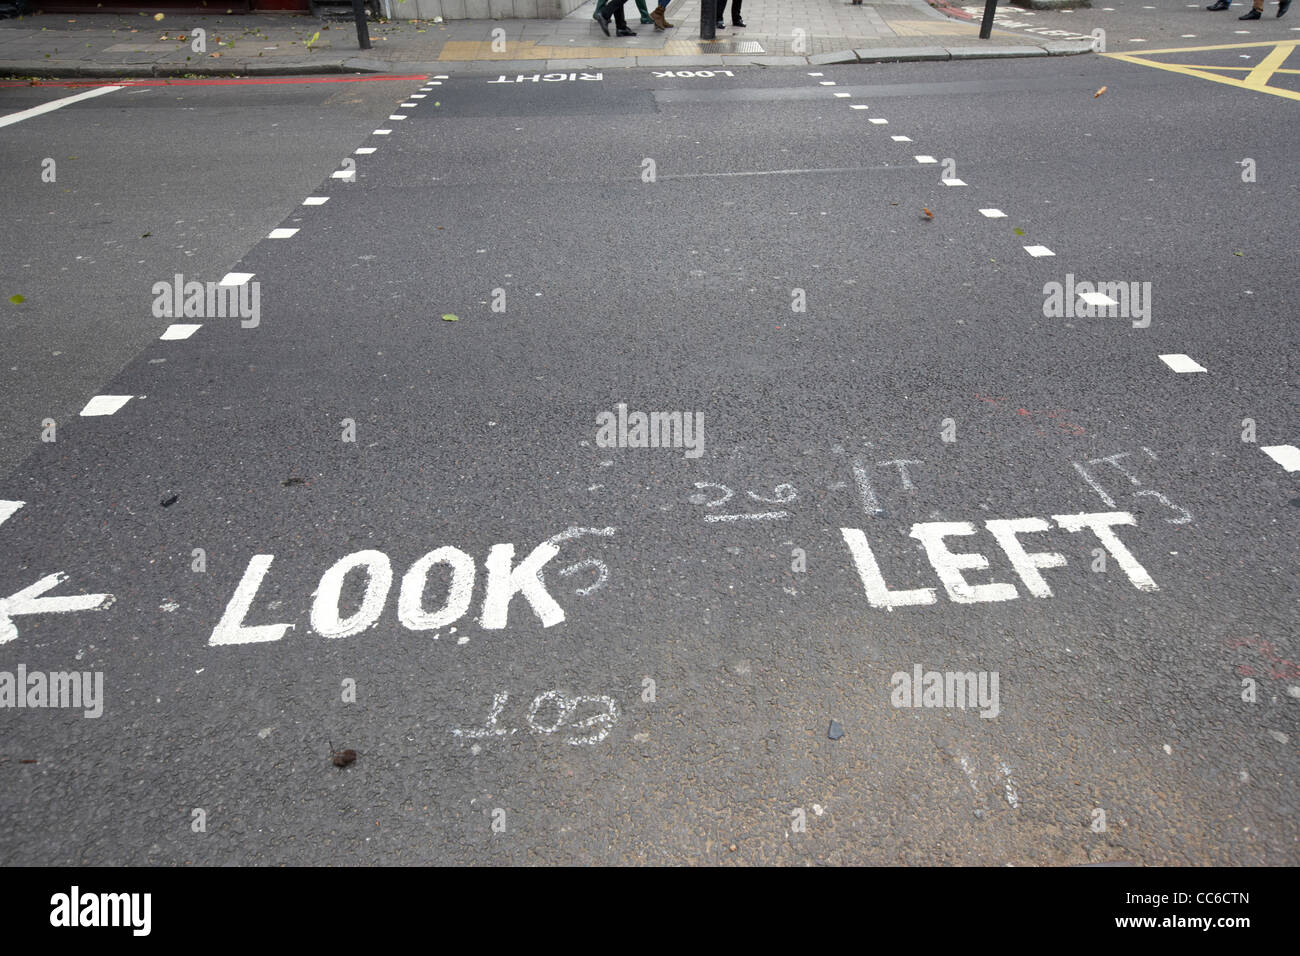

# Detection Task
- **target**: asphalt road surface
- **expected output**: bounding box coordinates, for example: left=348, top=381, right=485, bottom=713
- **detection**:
left=0, top=54, right=1296, bottom=865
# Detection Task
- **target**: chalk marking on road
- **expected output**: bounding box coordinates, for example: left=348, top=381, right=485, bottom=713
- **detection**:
left=1073, top=462, right=1116, bottom=507
left=303, top=197, right=329, bottom=205
left=160, top=324, right=201, bottom=340
left=1261, top=444, right=1300, bottom=472
left=979, top=208, right=1006, bottom=217
left=0, top=85, right=122, bottom=129
left=705, top=512, right=789, bottom=522
left=1159, top=353, right=1206, bottom=373
left=79, top=395, right=133, bottom=417
left=219, top=272, right=254, bottom=286
left=0, top=572, right=115, bottom=646
left=1023, top=245, right=1055, bottom=257
left=267, top=228, right=298, bottom=239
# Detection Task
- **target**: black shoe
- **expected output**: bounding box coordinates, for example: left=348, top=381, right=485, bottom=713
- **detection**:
left=716, top=20, right=725, bottom=27
left=1279, top=0, right=1290, bottom=17
left=1206, top=0, right=1229, bottom=9
left=1238, top=7, right=1260, bottom=16
left=732, top=18, right=745, bottom=25
left=617, top=26, right=638, bottom=35
left=593, top=11, right=611, bottom=34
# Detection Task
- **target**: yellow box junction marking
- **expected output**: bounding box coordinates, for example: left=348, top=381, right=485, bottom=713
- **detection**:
left=1103, top=39, right=1300, bottom=102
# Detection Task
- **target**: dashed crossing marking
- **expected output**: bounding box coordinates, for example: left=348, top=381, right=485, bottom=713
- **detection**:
left=160, top=324, right=201, bottom=340
left=980, top=208, right=1006, bottom=217
left=1159, top=353, right=1206, bottom=373
left=303, top=197, right=329, bottom=205
left=79, top=395, right=133, bottom=417
left=1023, top=245, right=1055, bottom=257
left=267, top=228, right=298, bottom=239
left=1260, top=445, right=1300, bottom=472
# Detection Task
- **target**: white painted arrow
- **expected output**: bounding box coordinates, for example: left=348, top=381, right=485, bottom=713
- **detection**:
left=0, top=572, right=114, bottom=645
left=0, top=501, right=114, bottom=644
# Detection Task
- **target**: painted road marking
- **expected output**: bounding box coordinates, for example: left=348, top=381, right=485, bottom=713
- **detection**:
left=1159, top=353, right=1206, bottom=373
left=851, top=104, right=869, bottom=109
left=388, top=114, right=407, bottom=120
left=160, top=324, right=201, bottom=340
left=892, top=135, right=913, bottom=141
left=0, top=501, right=23, bottom=527
left=915, top=155, right=937, bottom=163
left=820, top=81, right=837, bottom=86
left=1104, top=40, right=1300, bottom=102
left=267, top=228, right=298, bottom=239
left=401, top=101, right=418, bottom=107
left=1079, top=291, right=1118, bottom=308
left=0, top=85, right=122, bottom=129
left=1261, top=445, right=1300, bottom=472
left=303, top=197, right=329, bottom=205
left=1023, top=245, right=1055, bottom=257
left=834, top=92, right=851, bottom=98
left=0, top=571, right=115, bottom=646
left=356, top=147, right=377, bottom=154
left=980, top=208, right=1006, bottom=217
left=219, top=272, right=254, bottom=286
left=332, top=169, right=355, bottom=180
left=870, top=118, right=889, bottom=124
left=79, top=395, right=133, bottom=417
left=374, top=129, right=392, bottom=135
left=942, top=178, right=966, bottom=186
left=411, top=94, right=427, bottom=98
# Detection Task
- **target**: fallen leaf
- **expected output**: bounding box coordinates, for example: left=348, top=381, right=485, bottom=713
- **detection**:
left=141, top=232, right=150, bottom=238
left=1013, top=227, right=1025, bottom=236
left=442, top=314, right=459, bottom=322
left=9, top=294, right=26, bottom=304
left=1233, top=251, right=1243, bottom=256
left=154, top=11, right=165, bottom=19
left=1094, top=86, right=1106, bottom=97
left=922, top=207, right=934, bottom=219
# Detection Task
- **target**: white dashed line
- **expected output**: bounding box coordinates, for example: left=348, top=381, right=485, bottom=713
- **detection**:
left=820, top=81, right=837, bottom=86
left=411, top=94, right=427, bottom=98
left=356, top=147, right=377, bottom=154
left=808, top=72, right=824, bottom=76
left=869, top=117, right=889, bottom=124
left=160, top=324, right=201, bottom=341
left=891, top=135, right=912, bottom=142
left=267, top=228, right=298, bottom=239
left=914, top=155, right=937, bottom=163
left=942, top=178, right=966, bottom=186
left=979, top=208, right=1006, bottom=217
left=434, top=75, right=449, bottom=79
left=374, top=129, right=392, bottom=135
left=219, top=272, right=254, bottom=286
left=331, top=170, right=355, bottom=180
left=80, top=395, right=133, bottom=417
left=1023, top=245, right=1055, bottom=257
left=833, top=92, right=850, bottom=97
left=401, top=102, right=418, bottom=107
left=388, top=114, right=407, bottom=120
left=303, top=197, right=329, bottom=205
left=850, top=104, right=869, bottom=109
left=1260, top=445, right=1300, bottom=472
left=1078, top=291, right=1117, bottom=308
left=1159, top=353, right=1206, bottom=373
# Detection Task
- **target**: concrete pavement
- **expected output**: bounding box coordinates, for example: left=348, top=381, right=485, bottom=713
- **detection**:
left=0, top=2, right=1092, bottom=76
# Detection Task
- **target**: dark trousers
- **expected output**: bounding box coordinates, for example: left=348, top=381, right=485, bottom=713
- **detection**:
left=716, top=0, right=741, bottom=21
left=598, top=0, right=630, bottom=26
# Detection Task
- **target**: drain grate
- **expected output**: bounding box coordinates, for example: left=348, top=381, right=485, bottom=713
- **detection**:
left=699, top=40, right=766, bottom=53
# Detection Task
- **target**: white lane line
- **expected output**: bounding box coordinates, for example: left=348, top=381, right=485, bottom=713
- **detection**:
left=979, top=208, right=1006, bottom=217
left=429, top=80, right=444, bottom=84
left=914, top=155, right=937, bottom=163
left=411, top=94, right=427, bottom=98
left=388, top=114, right=407, bottom=120
left=1023, top=245, right=1055, bottom=257
left=808, top=72, right=824, bottom=76
left=0, top=85, right=122, bottom=129
left=1078, top=291, right=1117, bottom=308
left=160, top=324, right=201, bottom=340
left=434, top=74, right=449, bottom=79
left=1261, top=445, right=1300, bottom=472
left=820, top=81, right=837, bottom=86
left=268, top=228, right=298, bottom=239
left=331, top=169, right=355, bottom=180
left=869, top=117, right=889, bottom=124
left=0, top=500, right=23, bottom=526
left=942, top=178, right=966, bottom=186
left=219, top=272, right=254, bottom=286
left=303, top=197, right=329, bottom=205
left=356, top=147, right=377, bottom=154
left=1159, top=353, right=1206, bottom=373
left=374, top=129, right=392, bottom=135
left=80, top=395, right=133, bottom=417
left=833, top=92, right=850, bottom=97
left=891, top=135, right=912, bottom=141
left=401, top=101, right=418, bottom=107
left=850, top=103, right=869, bottom=109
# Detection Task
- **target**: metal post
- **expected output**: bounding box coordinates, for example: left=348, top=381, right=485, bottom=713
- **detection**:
left=353, top=0, right=372, bottom=50
left=978, top=0, right=996, bottom=39
left=701, top=0, right=716, bottom=40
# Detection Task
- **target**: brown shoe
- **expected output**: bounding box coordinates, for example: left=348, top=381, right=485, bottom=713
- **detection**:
left=651, top=5, right=672, bottom=27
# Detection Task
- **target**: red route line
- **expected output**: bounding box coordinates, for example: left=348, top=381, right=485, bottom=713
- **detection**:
left=0, top=74, right=430, bottom=89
